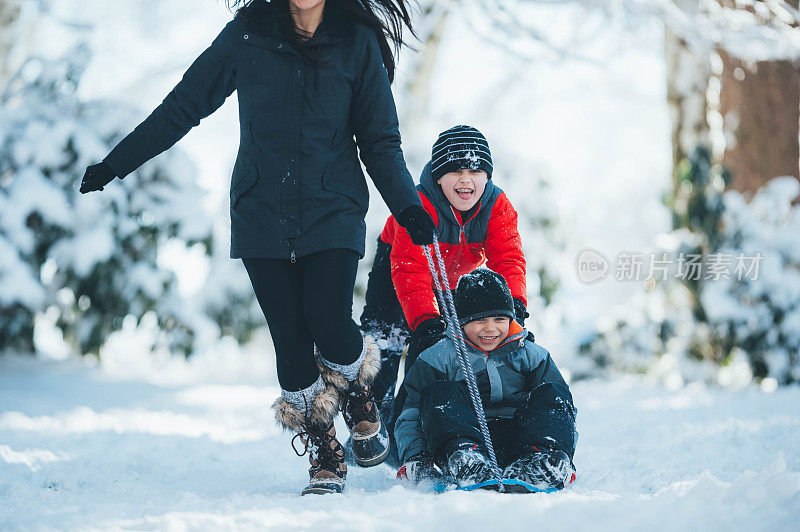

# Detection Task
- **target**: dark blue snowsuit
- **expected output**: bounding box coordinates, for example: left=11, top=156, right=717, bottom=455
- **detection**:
left=394, top=323, right=578, bottom=467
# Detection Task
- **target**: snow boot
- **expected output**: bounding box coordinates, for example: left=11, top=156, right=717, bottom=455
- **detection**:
left=293, top=422, right=347, bottom=495
left=503, top=445, right=576, bottom=491
left=397, top=453, right=446, bottom=487
left=272, top=381, right=346, bottom=495
left=445, top=440, right=496, bottom=488
left=318, top=335, right=389, bottom=467
left=341, top=383, right=389, bottom=467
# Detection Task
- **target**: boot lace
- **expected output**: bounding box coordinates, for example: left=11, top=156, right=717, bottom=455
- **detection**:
left=343, top=384, right=377, bottom=427
left=291, top=423, right=345, bottom=477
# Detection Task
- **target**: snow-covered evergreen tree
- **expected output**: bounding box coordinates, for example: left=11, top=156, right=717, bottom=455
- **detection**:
left=193, top=207, right=265, bottom=348
left=0, top=43, right=255, bottom=358
left=698, top=176, right=800, bottom=383
left=580, top=164, right=800, bottom=385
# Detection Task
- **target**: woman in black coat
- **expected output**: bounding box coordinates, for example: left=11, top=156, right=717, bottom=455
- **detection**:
left=79, top=0, right=434, bottom=495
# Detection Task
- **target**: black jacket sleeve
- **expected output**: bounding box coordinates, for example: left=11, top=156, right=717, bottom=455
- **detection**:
left=517, top=340, right=574, bottom=409
left=103, top=19, right=240, bottom=178
left=525, top=353, right=569, bottom=392
left=349, top=30, right=422, bottom=218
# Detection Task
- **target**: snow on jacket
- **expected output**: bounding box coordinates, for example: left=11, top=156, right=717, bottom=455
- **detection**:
left=380, top=161, right=527, bottom=330
left=102, top=0, right=421, bottom=260
left=394, top=321, right=573, bottom=463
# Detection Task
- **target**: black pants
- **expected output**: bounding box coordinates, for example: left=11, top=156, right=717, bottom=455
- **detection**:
left=418, top=381, right=577, bottom=467
left=243, top=249, right=363, bottom=392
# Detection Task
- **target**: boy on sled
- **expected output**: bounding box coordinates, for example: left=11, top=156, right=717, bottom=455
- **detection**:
left=394, top=269, right=578, bottom=491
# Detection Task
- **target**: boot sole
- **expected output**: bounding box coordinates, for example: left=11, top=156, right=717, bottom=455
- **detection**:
left=301, top=481, right=344, bottom=495
left=352, top=421, right=389, bottom=467
left=354, top=441, right=389, bottom=467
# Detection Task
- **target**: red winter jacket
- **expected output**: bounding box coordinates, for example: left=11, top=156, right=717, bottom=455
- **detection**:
left=381, top=162, right=526, bottom=330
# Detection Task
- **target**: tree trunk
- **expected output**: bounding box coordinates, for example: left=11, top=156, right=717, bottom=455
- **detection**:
left=718, top=51, right=800, bottom=195
left=665, top=25, right=712, bottom=227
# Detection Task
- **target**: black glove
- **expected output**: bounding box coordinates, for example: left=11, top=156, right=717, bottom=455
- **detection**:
left=79, top=162, right=117, bottom=194
left=396, top=205, right=435, bottom=246
left=397, top=453, right=445, bottom=484
left=513, top=297, right=529, bottom=327
left=408, top=317, right=447, bottom=361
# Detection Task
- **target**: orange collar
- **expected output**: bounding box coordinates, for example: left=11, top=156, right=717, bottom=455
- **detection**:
left=462, top=320, right=524, bottom=355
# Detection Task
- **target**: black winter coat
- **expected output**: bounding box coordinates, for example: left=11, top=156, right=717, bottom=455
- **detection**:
left=102, top=0, right=422, bottom=260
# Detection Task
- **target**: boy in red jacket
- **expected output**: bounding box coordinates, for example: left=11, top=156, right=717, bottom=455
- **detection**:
left=360, top=125, right=528, bottom=450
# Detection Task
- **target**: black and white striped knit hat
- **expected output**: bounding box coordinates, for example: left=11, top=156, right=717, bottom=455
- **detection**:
left=430, top=125, right=493, bottom=182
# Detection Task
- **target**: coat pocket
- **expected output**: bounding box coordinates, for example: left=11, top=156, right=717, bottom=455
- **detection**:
left=231, top=162, right=257, bottom=208
left=322, top=164, right=367, bottom=208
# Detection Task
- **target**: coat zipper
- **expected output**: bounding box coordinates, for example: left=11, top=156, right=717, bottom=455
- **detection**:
left=291, top=250, right=296, bottom=263
left=449, top=201, right=484, bottom=279
left=450, top=207, right=467, bottom=277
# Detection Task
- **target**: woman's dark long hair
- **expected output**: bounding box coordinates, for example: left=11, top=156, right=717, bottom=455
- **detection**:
left=225, top=0, right=416, bottom=83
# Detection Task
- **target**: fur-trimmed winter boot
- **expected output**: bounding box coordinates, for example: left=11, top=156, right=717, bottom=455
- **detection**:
left=272, top=377, right=347, bottom=495
left=317, top=335, right=389, bottom=467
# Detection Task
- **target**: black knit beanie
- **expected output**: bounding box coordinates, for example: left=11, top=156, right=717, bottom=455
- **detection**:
left=430, top=125, right=493, bottom=182
left=454, top=269, right=515, bottom=326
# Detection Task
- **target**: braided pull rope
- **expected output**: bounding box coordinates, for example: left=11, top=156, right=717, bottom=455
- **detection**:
left=422, top=234, right=503, bottom=484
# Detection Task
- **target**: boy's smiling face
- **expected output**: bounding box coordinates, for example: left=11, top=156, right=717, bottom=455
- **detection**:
left=437, top=169, right=488, bottom=212
left=462, top=316, right=510, bottom=351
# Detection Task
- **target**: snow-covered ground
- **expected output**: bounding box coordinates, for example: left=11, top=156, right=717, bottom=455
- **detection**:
left=4, top=4, right=800, bottom=529
left=2, top=349, right=799, bottom=531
